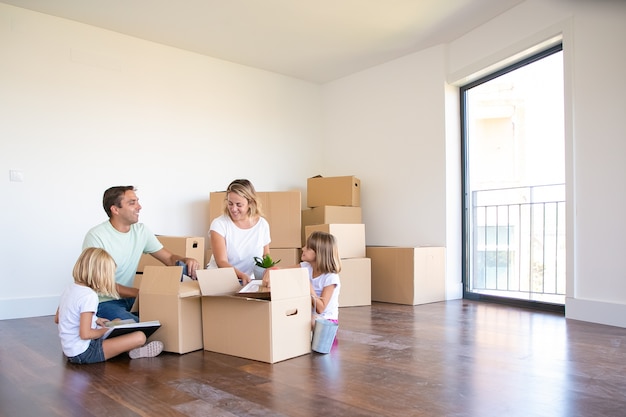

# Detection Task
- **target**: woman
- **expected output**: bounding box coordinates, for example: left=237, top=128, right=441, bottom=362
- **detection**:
left=207, top=179, right=271, bottom=284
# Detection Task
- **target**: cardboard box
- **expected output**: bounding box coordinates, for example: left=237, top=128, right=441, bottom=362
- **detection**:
left=205, top=248, right=302, bottom=269
left=137, top=236, right=205, bottom=272
left=139, top=266, right=203, bottom=354
left=197, top=267, right=312, bottom=363
left=209, top=191, right=301, bottom=249
left=304, top=224, right=366, bottom=259
left=269, top=248, right=302, bottom=267
left=366, top=246, right=446, bottom=305
left=338, top=258, right=371, bottom=307
left=307, top=175, right=360, bottom=208
left=301, top=206, right=362, bottom=244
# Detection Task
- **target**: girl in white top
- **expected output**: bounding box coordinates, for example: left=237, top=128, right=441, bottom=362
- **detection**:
left=264, top=231, right=341, bottom=322
left=55, top=247, right=163, bottom=364
left=207, top=179, right=271, bottom=284
left=302, top=231, right=341, bottom=322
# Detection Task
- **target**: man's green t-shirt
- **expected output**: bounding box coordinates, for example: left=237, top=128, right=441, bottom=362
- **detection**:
left=82, top=221, right=163, bottom=302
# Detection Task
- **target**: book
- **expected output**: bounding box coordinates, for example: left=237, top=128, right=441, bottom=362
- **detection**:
left=236, top=280, right=271, bottom=300
left=102, top=320, right=161, bottom=340
left=104, top=319, right=136, bottom=327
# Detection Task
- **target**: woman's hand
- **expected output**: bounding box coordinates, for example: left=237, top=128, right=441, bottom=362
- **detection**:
left=240, top=273, right=252, bottom=285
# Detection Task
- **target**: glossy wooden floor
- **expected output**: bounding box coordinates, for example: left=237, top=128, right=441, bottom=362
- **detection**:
left=2, top=300, right=626, bottom=417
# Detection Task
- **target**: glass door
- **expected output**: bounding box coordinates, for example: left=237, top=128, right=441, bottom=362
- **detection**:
left=461, top=45, right=566, bottom=308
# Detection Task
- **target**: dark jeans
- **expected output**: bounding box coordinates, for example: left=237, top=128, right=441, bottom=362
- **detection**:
left=97, top=298, right=139, bottom=322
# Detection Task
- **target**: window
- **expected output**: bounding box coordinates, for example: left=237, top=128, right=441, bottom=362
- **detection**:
left=461, top=43, right=565, bottom=308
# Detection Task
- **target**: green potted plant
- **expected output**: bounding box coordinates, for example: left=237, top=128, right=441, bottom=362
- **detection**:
left=253, top=254, right=280, bottom=280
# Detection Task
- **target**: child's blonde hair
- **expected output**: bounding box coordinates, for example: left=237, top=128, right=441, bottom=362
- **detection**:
left=73, top=247, right=119, bottom=298
left=306, top=231, right=342, bottom=274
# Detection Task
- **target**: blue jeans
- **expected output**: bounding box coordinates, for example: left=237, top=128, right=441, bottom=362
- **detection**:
left=97, top=298, right=139, bottom=322
left=67, top=337, right=105, bottom=364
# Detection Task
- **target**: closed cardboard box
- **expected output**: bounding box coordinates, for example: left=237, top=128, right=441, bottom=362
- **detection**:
left=137, top=236, right=205, bottom=272
left=268, top=248, right=302, bottom=267
left=304, top=224, right=366, bottom=259
left=338, top=257, right=371, bottom=307
left=366, top=246, right=445, bottom=305
left=301, top=206, right=362, bottom=244
left=197, top=267, right=312, bottom=363
left=139, top=266, right=203, bottom=354
left=209, top=191, right=301, bottom=249
left=307, top=176, right=360, bottom=208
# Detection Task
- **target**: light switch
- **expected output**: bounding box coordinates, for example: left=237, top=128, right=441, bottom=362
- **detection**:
left=9, top=170, right=24, bottom=182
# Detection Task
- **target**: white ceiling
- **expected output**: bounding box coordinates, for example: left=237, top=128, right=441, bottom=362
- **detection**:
left=0, top=0, right=524, bottom=83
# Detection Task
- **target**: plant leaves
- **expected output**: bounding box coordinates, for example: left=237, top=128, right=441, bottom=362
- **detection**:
left=253, top=254, right=281, bottom=267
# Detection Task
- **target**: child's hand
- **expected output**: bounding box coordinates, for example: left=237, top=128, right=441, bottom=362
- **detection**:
left=261, top=267, right=278, bottom=288
left=95, top=317, right=110, bottom=327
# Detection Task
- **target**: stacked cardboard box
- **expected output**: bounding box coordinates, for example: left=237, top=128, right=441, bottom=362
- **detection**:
left=366, top=246, right=446, bottom=305
left=303, top=175, right=371, bottom=307
left=208, top=191, right=302, bottom=273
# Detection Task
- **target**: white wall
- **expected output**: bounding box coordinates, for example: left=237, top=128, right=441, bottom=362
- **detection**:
left=0, top=4, right=322, bottom=319
left=450, top=0, right=626, bottom=326
left=321, top=46, right=462, bottom=297
left=321, top=0, right=626, bottom=326
left=3, top=0, right=626, bottom=327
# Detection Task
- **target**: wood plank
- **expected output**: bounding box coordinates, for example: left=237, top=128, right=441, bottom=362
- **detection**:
left=2, top=301, right=626, bottom=417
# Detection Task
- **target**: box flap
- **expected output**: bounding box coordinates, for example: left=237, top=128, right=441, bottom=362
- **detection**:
left=268, top=268, right=309, bottom=301
left=141, top=266, right=184, bottom=296
left=197, top=268, right=242, bottom=296
left=179, top=280, right=201, bottom=298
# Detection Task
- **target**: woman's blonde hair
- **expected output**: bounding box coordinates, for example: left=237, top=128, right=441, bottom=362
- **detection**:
left=306, top=231, right=341, bottom=274
left=73, top=247, right=119, bottom=298
left=223, top=179, right=264, bottom=218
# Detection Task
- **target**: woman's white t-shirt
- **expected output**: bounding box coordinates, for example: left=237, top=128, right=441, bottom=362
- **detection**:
left=207, top=214, right=271, bottom=278
left=301, top=261, right=341, bottom=321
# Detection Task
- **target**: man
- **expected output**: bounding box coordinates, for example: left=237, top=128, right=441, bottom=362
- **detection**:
left=83, top=186, right=200, bottom=321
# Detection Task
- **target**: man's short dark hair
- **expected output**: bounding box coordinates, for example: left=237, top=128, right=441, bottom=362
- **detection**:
left=102, top=186, right=135, bottom=218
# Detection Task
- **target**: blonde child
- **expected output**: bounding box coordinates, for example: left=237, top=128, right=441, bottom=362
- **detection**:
left=55, top=247, right=163, bottom=364
left=264, top=231, right=341, bottom=322
left=303, top=231, right=342, bottom=323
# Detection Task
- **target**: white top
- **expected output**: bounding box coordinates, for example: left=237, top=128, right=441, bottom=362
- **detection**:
left=57, top=283, right=99, bottom=357
left=207, top=214, right=271, bottom=278
left=302, top=261, right=341, bottom=321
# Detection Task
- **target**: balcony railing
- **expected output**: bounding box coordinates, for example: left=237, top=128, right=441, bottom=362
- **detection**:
left=470, top=184, right=566, bottom=304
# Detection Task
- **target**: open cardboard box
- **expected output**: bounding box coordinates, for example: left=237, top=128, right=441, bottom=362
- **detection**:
left=139, top=266, right=203, bottom=354
left=197, top=267, right=312, bottom=363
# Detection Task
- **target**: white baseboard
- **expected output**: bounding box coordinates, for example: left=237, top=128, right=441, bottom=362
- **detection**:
left=0, top=296, right=59, bottom=320
left=446, top=281, right=463, bottom=300
left=566, top=297, right=626, bottom=328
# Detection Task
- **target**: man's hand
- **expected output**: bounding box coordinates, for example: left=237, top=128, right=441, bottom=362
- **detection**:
left=182, top=257, right=200, bottom=279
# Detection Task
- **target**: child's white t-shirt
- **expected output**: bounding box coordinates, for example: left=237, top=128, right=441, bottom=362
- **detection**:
left=57, top=283, right=99, bottom=357
left=301, top=262, right=341, bottom=321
